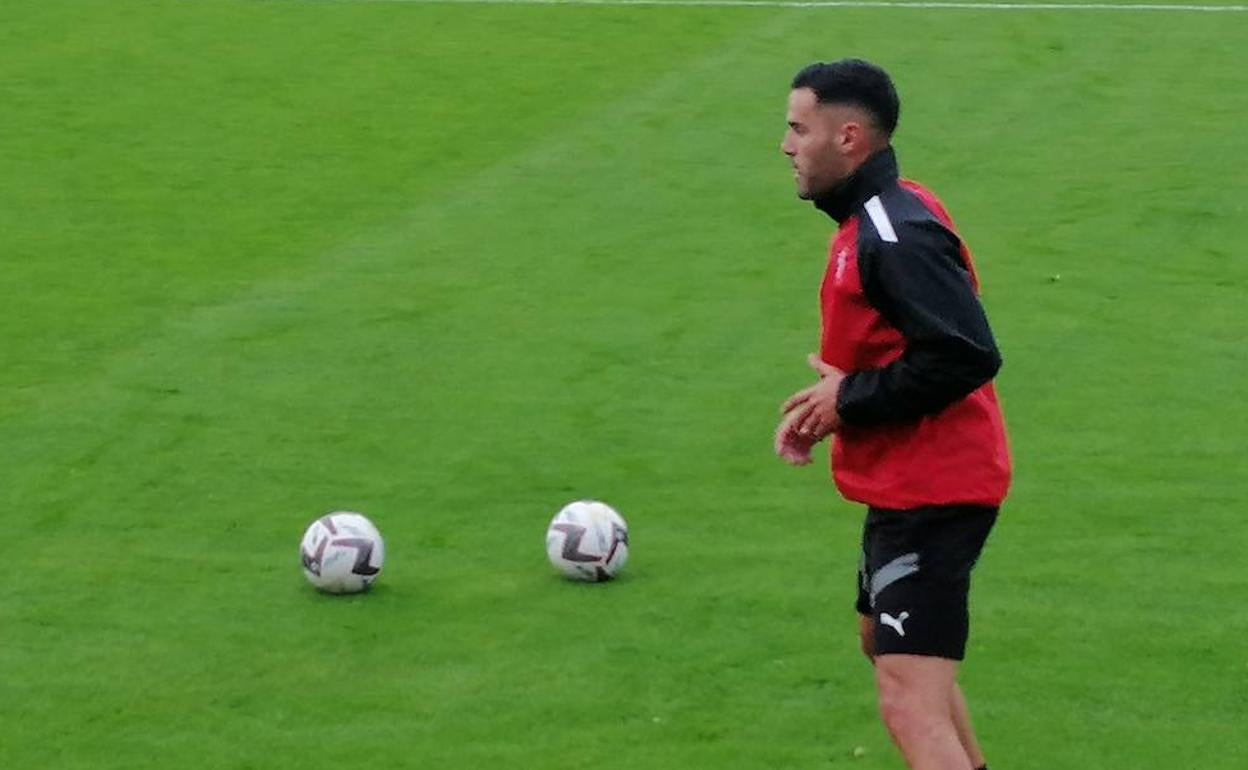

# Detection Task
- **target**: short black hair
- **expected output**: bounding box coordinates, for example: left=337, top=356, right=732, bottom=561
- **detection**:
left=791, top=59, right=900, bottom=137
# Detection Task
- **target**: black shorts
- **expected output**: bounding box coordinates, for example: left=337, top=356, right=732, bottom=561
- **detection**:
left=855, top=504, right=998, bottom=661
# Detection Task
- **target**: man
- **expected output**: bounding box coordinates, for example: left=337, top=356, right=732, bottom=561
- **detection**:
left=774, top=59, right=1011, bottom=770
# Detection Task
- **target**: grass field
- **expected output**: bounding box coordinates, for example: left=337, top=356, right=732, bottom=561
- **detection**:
left=3, top=1, right=1247, bottom=768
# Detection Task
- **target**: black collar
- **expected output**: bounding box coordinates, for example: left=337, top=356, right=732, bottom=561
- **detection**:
left=812, top=147, right=900, bottom=224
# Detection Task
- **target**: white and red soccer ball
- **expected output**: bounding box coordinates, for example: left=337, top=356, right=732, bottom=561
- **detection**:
left=545, top=500, right=630, bottom=582
left=299, top=512, right=385, bottom=594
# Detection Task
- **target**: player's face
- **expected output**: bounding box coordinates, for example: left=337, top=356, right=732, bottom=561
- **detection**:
left=781, top=88, right=853, bottom=200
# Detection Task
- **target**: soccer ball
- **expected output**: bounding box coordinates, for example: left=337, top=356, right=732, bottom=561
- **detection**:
left=545, top=500, right=629, bottom=582
left=299, top=512, right=385, bottom=594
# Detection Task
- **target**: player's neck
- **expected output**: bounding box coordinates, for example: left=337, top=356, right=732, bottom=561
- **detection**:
left=812, top=145, right=898, bottom=224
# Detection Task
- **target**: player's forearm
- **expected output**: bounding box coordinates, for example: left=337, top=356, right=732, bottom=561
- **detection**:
left=836, top=339, right=1001, bottom=426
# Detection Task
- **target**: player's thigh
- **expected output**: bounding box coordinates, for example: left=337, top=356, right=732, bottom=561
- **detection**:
left=874, top=653, right=960, bottom=708
left=859, top=614, right=875, bottom=660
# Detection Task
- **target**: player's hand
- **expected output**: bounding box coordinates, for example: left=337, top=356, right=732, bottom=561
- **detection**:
left=774, top=406, right=817, bottom=466
left=781, top=353, right=847, bottom=440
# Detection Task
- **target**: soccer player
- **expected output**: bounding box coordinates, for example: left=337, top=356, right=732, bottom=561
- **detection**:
left=774, top=59, right=1011, bottom=770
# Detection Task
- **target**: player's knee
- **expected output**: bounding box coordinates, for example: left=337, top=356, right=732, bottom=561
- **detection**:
left=874, top=665, right=942, bottom=743
left=876, top=682, right=933, bottom=744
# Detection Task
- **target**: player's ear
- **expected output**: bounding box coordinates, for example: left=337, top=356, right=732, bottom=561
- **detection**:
left=838, top=120, right=865, bottom=154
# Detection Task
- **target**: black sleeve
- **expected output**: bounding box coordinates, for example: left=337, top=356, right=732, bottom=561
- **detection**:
left=836, top=220, right=1002, bottom=427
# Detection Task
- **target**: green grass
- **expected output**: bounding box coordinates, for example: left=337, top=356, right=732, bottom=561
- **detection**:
left=3, top=1, right=1247, bottom=768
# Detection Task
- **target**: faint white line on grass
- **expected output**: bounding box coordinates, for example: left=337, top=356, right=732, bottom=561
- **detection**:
left=303, top=0, right=1248, bottom=13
